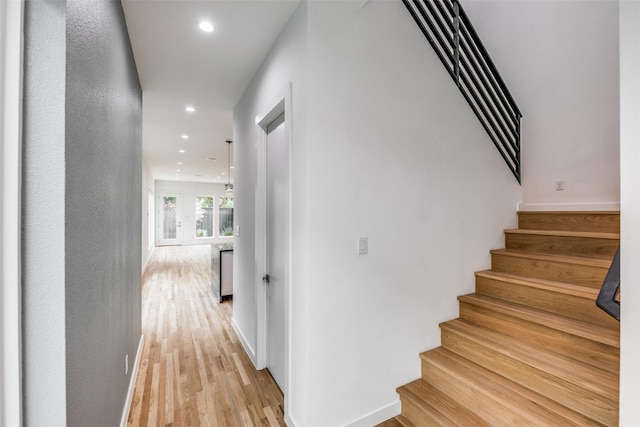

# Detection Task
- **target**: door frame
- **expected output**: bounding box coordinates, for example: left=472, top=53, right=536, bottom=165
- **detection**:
left=255, top=83, right=292, bottom=399
left=1, top=0, right=24, bottom=424
left=156, top=192, right=183, bottom=246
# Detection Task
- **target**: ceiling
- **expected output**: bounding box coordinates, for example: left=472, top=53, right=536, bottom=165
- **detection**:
left=121, top=0, right=300, bottom=184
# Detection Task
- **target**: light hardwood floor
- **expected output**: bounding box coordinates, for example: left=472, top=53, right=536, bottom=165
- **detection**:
left=127, top=245, right=285, bottom=426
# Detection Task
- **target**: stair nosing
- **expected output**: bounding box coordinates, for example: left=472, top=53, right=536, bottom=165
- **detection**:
left=504, top=229, right=620, bottom=240
left=475, top=270, right=599, bottom=299
left=490, top=249, right=611, bottom=267
left=439, top=318, right=619, bottom=400
left=458, top=292, right=620, bottom=348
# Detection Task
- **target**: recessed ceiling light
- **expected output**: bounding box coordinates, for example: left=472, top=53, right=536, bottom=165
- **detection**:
left=176, top=169, right=181, bottom=172
left=179, top=149, right=185, bottom=153
left=181, top=134, right=189, bottom=139
left=199, top=21, right=214, bottom=33
left=207, top=157, right=216, bottom=161
left=195, top=174, right=202, bottom=177
left=177, top=162, right=183, bottom=165
left=185, top=106, right=195, bottom=113
left=230, top=166, right=234, bottom=169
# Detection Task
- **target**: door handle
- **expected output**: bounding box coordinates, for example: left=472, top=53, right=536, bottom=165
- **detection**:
left=262, top=274, right=270, bottom=284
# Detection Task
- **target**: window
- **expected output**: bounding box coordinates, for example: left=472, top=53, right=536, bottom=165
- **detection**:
left=195, top=196, right=214, bottom=238
left=219, top=197, right=234, bottom=237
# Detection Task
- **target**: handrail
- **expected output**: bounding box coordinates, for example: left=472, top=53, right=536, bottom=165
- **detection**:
left=596, top=247, right=620, bottom=321
left=403, top=0, right=522, bottom=183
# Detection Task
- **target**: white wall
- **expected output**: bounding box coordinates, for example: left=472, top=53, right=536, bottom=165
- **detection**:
left=462, top=0, right=620, bottom=211
left=234, top=1, right=521, bottom=425
left=233, top=2, right=308, bottom=422
left=22, top=1, right=67, bottom=424
left=0, top=0, right=23, bottom=424
left=154, top=180, right=234, bottom=246
left=619, top=2, right=640, bottom=424
left=142, top=158, right=154, bottom=272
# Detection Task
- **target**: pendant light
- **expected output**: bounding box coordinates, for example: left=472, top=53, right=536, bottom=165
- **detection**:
left=225, top=140, right=233, bottom=195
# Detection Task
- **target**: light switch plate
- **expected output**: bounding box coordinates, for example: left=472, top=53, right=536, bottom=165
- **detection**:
left=358, top=237, right=368, bottom=255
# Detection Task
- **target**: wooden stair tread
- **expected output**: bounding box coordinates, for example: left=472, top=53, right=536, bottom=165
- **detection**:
left=396, top=211, right=620, bottom=424
left=505, top=228, right=620, bottom=240
left=490, top=249, right=612, bottom=268
left=398, top=379, right=491, bottom=426
left=375, top=416, right=412, bottom=427
left=476, top=270, right=599, bottom=299
left=421, top=347, right=603, bottom=426
left=394, top=415, right=414, bottom=427
left=440, top=319, right=619, bottom=401
left=458, top=293, right=620, bottom=348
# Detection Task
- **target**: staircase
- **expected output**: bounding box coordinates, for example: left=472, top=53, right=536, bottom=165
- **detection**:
left=392, top=211, right=620, bottom=426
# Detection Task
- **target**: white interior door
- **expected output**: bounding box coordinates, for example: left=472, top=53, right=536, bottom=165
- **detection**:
left=157, top=192, right=183, bottom=246
left=265, top=112, right=287, bottom=392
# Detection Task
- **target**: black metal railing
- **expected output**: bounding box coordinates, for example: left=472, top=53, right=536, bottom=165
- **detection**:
left=596, top=247, right=620, bottom=321
left=403, top=0, right=522, bottom=183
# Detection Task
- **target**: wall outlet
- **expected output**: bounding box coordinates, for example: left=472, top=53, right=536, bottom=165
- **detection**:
left=125, top=354, right=129, bottom=375
left=555, top=180, right=565, bottom=191
left=358, top=237, right=368, bottom=255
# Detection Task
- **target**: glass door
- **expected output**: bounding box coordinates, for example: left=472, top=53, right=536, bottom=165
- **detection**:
left=157, top=192, right=183, bottom=246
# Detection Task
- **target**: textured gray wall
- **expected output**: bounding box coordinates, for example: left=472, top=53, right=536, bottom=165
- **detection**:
left=23, top=0, right=142, bottom=425
left=65, top=0, right=142, bottom=425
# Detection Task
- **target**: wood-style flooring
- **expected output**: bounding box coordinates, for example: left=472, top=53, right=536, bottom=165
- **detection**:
left=127, top=245, right=285, bottom=426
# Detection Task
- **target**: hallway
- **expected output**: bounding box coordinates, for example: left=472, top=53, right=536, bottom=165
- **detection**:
left=127, top=245, right=285, bottom=426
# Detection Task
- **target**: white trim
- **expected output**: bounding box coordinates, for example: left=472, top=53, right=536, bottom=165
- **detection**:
left=141, top=245, right=155, bottom=276
left=343, top=399, right=401, bottom=427
left=254, top=82, right=293, bottom=412
left=284, top=413, right=297, bottom=427
left=231, top=317, right=258, bottom=367
left=119, top=335, right=145, bottom=427
left=1, top=0, right=24, bottom=425
left=518, top=202, right=620, bottom=212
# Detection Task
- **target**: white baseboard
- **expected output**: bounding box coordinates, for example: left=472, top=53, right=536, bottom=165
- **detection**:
left=518, top=201, right=620, bottom=212
left=344, top=398, right=401, bottom=427
left=120, top=335, right=145, bottom=427
left=231, top=317, right=258, bottom=368
left=284, top=413, right=297, bottom=426
left=141, top=246, right=155, bottom=275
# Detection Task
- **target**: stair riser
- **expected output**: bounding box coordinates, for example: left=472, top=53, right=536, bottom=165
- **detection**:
left=440, top=328, right=618, bottom=425
left=399, top=395, right=443, bottom=427
left=505, top=233, right=619, bottom=259
left=459, top=301, right=620, bottom=376
left=421, top=359, right=541, bottom=426
left=491, top=253, right=608, bottom=288
left=475, top=276, right=619, bottom=329
left=517, top=212, right=620, bottom=233
left=398, top=385, right=484, bottom=427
